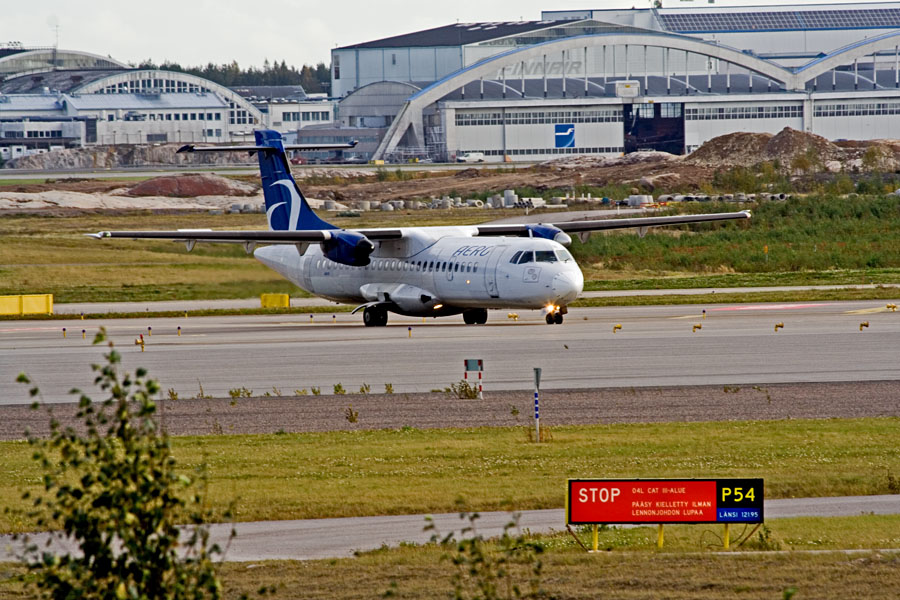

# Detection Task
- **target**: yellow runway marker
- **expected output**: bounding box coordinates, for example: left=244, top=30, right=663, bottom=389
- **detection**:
left=846, top=307, right=889, bottom=315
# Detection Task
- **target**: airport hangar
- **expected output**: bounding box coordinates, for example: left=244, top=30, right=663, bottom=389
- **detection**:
left=0, top=47, right=336, bottom=158
left=326, top=2, right=900, bottom=162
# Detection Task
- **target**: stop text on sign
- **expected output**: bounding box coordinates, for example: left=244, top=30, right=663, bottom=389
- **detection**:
left=567, top=479, right=764, bottom=525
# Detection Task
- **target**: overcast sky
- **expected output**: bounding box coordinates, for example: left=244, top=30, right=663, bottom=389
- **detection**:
left=4, top=0, right=843, bottom=68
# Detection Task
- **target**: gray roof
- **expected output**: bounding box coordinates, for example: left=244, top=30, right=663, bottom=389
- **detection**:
left=659, top=7, right=900, bottom=33
left=0, top=69, right=125, bottom=93
left=0, top=94, right=61, bottom=111
left=64, top=93, right=228, bottom=110
left=337, top=20, right=568, bottom=49
left=232, top=85, right=306, bottom=101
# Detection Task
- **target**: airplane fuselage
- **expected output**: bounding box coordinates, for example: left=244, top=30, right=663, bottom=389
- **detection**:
left=254, top=226, right=584, bottom=317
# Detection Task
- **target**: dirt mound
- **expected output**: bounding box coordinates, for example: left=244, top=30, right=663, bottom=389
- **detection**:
left=454, top=168, right=482, bottom=178
left=686, top=128, right=845, bottom=169
left=127, top=174, right=257, bottom=197
left=764, top=127, right=841, bottom=164
left=540, top=150, right=679, bottom=170
left=684, top=132, right=772, bottom=167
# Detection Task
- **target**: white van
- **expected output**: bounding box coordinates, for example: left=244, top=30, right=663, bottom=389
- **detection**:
left=456, top=152, right=485, bottom=163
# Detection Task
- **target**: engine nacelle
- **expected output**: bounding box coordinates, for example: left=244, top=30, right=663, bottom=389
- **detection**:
left=322, top=231, right=375, bottom=266
left=527, top=224, right=572, bottom=247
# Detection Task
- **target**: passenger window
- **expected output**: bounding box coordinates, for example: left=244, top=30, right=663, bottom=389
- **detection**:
left=473, top=264, right=479, bottom=273
left=517, top=251, right=534, bottom=264
left=467, top=263, right=472, bottom=273
left=509, top=251, right=523, bottom=264
left=536, top=251, right=558, bottom=263
left=454, top=263, right=459, bottom=272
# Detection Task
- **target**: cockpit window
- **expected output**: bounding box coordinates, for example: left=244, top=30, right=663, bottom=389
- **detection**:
left=517, top=251, right=534, bottom=264
left=509, top=251, right=522, bottom=264
left=535, top=250, right=558, bottom=263
left=555, top=249, right=573, bottom=262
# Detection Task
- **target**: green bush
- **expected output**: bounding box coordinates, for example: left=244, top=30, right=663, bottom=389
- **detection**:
left=14, top=328, right=224, bottom=599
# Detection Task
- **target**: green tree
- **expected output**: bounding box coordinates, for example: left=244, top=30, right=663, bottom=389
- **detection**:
left=15, top=329, right=224, bottom=600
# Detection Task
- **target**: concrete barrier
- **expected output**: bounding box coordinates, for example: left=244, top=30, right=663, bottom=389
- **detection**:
left=0, top=294, right=53, bottom=315
left=260, top=293, right=290, bottom=308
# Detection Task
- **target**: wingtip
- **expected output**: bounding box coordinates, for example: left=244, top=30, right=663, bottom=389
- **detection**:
left=176, top=144, right=195, bottom=154
left=84, top=231, right=109, bottom=239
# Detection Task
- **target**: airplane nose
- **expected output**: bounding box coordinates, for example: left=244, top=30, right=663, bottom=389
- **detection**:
left=552, top=270, right=583, bottom=304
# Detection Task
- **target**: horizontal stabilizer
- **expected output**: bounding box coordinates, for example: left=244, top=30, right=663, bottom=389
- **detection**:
left=86, top=228, right=402, bottom=243
left=177, top=141, right=358, bottom=154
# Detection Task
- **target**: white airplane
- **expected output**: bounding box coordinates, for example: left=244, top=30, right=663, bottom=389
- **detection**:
left=90, top=130, right=750, bottom=326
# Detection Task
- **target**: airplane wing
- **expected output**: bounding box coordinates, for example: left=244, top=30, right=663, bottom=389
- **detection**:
left=475, top=210, right=751, bottom=237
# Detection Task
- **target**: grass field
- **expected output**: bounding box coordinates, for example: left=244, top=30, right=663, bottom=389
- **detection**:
left=1, top=418, right=898, bottom=533
left=2, top=517, right=899, bottom=598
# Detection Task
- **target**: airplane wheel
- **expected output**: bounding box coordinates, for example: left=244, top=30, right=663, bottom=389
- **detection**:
left=546, top=313, right=555, bottom=325
left=553, top=312, right=563, bottom=325
left=463, top=308, right=488, bottom=325
left=364, top=306, right=388, bottom=327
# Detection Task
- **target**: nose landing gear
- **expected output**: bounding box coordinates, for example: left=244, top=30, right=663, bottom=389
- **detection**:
left=545, top=305, right=565, bottom=325
left=463, top=308, right=488, bottom=325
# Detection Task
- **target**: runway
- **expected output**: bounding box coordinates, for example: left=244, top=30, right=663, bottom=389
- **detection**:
left=2, top=300, right=899, bottom=404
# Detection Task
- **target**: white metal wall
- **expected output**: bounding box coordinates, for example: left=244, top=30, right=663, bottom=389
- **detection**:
left=444, top=101, right=624, bottom=162
left=331, top=47, right=463, bottom=97
left=683, top=100, right=804, bottom=152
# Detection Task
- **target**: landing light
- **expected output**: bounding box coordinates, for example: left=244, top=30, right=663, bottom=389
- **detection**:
left=434, top=303, right=443, bottom=310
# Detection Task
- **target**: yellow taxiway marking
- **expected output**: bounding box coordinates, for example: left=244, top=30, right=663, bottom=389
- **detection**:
left=845, top=308, right=889, bottom=315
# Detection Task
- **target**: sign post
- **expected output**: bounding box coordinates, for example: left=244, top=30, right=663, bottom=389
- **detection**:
left=533, top=368, right=542, bottom=442
left=464, top=359, right=484, bottom=399
left=567, top=478, right=764, bottom=550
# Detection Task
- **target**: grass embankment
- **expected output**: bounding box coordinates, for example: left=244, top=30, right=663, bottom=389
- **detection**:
left=2, top=195, right=900, bottom=303
left=1, top=418, right=897, bottom=533
left=574, top=195, right=900, bottom=280
left=228, top=540, right=900, bottom=599
left=3, top=518, right=900, bottom=598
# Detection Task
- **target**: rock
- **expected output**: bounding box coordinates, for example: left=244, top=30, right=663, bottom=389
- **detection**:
left=824, top=160, right=842, bottom=173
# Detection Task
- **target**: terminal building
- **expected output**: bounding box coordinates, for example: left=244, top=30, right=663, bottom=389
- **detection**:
left=328, top=2, right=900, bottom=162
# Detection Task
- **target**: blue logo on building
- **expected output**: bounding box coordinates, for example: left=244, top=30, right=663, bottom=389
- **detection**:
left=555, top=124, right=575, bottom=148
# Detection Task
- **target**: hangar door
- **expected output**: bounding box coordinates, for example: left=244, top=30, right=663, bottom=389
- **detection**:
left=623, top=102, right=684, bottom=155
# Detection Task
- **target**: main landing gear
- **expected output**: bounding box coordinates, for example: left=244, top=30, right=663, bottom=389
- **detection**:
left=463, top=308, right=488, bottom=325
left=363, top=305, right=388, bottom=327
left=545, top=306, right=564, bottom=325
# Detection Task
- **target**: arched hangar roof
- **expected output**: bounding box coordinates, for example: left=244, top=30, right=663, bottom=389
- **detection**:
left=0, top=48, right=127, bottom=77
left=0, top=68, right=263, bottom=123
left=794, top=29, right=900, bottom=84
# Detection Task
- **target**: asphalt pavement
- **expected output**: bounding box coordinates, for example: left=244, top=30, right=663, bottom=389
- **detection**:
left=4, top=300, right=899, bottom=404
left=2, top=495, right=898, bottom=562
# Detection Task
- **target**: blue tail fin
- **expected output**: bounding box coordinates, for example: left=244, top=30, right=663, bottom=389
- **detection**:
left=255, top=130, right=336, bottom=231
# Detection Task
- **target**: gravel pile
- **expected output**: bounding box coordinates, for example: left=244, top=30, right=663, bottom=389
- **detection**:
left=2, top=381, right=897, bottom=440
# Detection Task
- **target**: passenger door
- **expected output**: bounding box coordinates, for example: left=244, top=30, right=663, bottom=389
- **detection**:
left=484, top=245, right=506, bottom=298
